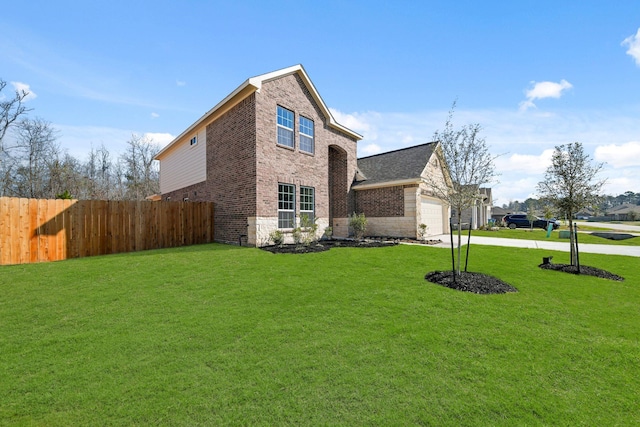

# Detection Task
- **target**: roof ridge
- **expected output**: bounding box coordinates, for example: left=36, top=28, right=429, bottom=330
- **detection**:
left=358, top=141, right=437, bottom=160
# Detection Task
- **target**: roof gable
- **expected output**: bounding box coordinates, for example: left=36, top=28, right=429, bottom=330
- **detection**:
left=354, top=142, right=438, bottom=188
left=156, top=64, right=361, bottom=159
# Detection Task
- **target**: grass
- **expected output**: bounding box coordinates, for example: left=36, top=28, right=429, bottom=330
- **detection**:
left=473, top=228, right=640, bottom=246
left=1, top=243, right=639, bottom=425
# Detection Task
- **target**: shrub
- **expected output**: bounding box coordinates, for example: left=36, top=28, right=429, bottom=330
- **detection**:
left=349, top=212, right=367, bottom=240
left=323, top=226, right=333, bottom=240
left=269, top=230, right=284, bottom=247
left=418, top=223, right=428, bottom=240
left=292, top=227, right=302, bottom=246
left=299, top=214, right=319, bottom=246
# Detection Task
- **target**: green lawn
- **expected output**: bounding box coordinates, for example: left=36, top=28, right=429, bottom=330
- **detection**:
left=1, top=244, right=639, bottom=425
left=473, top=228, right=640, bottom=246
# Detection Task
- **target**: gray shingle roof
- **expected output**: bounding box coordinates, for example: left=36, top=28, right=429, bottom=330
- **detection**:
left=354, top=142, right=437, bottom=187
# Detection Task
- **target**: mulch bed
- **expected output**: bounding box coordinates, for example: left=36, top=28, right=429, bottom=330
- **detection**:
left=425, top=271, right=518, bottom=294
left=260, top=239, right=398, bottom=254
left=591, top=232, right=637, bottom=241
left=538, top=263, right=624, bottom=281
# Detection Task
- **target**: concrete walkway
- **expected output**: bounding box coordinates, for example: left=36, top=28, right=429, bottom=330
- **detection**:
left=427, top=233, right=640, bottom=257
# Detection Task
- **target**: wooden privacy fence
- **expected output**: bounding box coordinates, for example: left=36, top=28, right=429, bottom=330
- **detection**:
left=0, top=197, right=215, bottom=266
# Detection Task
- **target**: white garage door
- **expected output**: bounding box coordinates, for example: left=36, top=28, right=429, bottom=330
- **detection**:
left=420, top=198, right=444, bottom=235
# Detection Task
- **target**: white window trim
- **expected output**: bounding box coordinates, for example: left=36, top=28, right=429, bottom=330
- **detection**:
left=276, top=106, right=294, bottom=149
left=299, top=116, right=314, bottom=154
left=278, top=183, right=296, bottom=229
left=300, top=186, right=315, bottom=221
left=190, top=136, right=197, bottom=146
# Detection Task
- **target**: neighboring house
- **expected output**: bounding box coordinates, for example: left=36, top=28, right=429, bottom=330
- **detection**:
left=352, top=143, right=451, bottom=237
left=607, top=203, right=639, bottom=221
left=491, top=206, right=508, bottom=223
left=457, top=187, right=493, bottom=229
left=155, top=65, right=452, bottom=245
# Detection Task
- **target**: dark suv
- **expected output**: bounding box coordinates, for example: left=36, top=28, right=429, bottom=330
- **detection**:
left=502, top=214, right=560, bottom=230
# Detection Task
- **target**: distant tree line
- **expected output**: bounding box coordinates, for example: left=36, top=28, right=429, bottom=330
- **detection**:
left=502, top=192, right=639, bottom=214
left=0, top=78, right=160, bottom=200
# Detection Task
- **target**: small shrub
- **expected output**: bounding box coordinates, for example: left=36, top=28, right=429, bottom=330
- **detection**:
left=299, top=214, right=318, bottom=246
left=418, top=223, right=428, bottom=240
left=292, top=227, right=302, bottom=246
left=349, top=212, right=367, bottom=240
left=323, top=226, right=333, bottom=240
left=269, top=230, right=284, bottom=247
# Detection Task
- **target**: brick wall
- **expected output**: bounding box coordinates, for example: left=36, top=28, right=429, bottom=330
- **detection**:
left=164, top=70, right=358, bottom=245
left=164, top=95, right=257, bottom=244
left=254, top=73, right=357, bottom=238
left=355, top=185, right=411, bottom=217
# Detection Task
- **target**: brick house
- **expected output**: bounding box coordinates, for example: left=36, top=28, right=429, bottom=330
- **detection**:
left=353, top=143, right=451, bottom=237
left=155, top=65, right=452, bottom=245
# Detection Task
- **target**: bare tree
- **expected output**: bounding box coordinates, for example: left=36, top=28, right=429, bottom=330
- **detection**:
left=425, top=104, right=499, bottom=275
left=0, top=79, right=31, bottom=149
left=537, top=142, right=605, bottom=268
left=119, top=134, right=160, bottom=200
left=83, top=144, right=117, bottom=199
left=1, top=79, right=32, bottom=196
left=48, top=152, right=84, bottom=199
left=11, top=118, right=60, bottom=198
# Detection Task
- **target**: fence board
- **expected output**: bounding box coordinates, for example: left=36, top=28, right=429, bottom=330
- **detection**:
left=0, top=198, right=215, bottom=265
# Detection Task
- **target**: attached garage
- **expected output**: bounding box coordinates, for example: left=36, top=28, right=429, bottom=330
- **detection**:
left=420, top=198, right=445, bottom=235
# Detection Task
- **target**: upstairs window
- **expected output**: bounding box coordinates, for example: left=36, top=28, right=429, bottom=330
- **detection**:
left=277, top=106, right=294, bottom=148
left=190, top=136, right=197, bottom=146
left=299, top=116, right=314, bottom=154
left=278, top=183, right=295, bottom=228
left=300, top=186, right=315, bottom=222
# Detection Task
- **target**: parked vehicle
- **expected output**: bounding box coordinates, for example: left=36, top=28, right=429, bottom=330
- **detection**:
left=502, top=214, right=560, bottom=230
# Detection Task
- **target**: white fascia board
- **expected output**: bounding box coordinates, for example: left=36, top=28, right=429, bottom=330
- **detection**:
left=155, top=79, right=259, bottom=160
left=352, top=178, right=421, bottom=190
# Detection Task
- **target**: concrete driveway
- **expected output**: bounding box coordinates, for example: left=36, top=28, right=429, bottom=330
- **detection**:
left=428, top=233, right=640, bottom=257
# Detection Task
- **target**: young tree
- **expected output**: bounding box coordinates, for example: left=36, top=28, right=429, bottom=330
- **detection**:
left=536, top=142, right=605, bottom=268
left=425, top=104, right=499, bottom=275
left=526, top=202, right=536, bottom=231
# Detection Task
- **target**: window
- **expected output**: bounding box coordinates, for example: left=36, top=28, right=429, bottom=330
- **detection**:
left=277, top=106, right=294, bottom=148
left=299, top=116, right=314, bottom=154
left=300, top=186, right=314, bottom=221
left=190, top=136, right=197, bottom=146
left=278, top=183, right=295, bottom=228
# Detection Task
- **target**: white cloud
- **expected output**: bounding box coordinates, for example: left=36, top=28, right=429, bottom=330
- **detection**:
left=495, top=150, right=554, bottom=174
left=151, top=112, right=160, bottom=119
left=594, top=141, right=640, bottom=167
left=329, top=108, right=372, bottom=134
left=622, top=28, right=640, bottom=66
left=10, top=81, right=37, bottom=101
left=361, top=143, right=381, bottom=155
left=143, top=132, right=175, bottom=148
left=519, top=79, right=572, bottom=111
left=176, top=80, right=186, bottom=87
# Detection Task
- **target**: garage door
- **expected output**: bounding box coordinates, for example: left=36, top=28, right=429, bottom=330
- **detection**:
left=420, top=198, right=444, bottom=235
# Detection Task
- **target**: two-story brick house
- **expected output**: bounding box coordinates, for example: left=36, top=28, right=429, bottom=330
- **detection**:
left=155, top=65, right=362, bottom=245
left=155, top=64, right=452, bottom=245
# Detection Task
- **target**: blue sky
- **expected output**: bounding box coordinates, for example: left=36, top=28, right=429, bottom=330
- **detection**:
left=2, top=0, right=639, bottom=205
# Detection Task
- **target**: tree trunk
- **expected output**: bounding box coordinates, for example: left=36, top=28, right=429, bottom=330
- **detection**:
left=568, top=218, right=576, bottom=266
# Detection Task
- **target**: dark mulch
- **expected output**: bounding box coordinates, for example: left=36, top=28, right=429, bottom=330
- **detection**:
left=425, top=270, right=518, bottom=294
left=591, top=232, right=637, bottom=241
left=538, top=263, right=624, bottom=281
left=261, top=239, right=398, bottom=254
